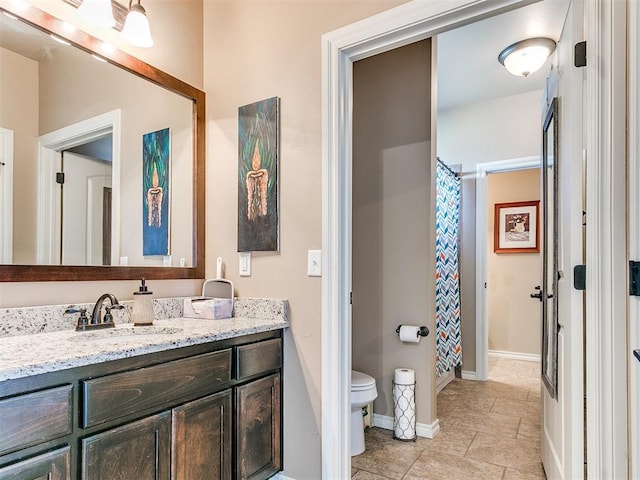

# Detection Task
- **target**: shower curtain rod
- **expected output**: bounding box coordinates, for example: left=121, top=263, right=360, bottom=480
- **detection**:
left=436, top=157, right=460, bottom=177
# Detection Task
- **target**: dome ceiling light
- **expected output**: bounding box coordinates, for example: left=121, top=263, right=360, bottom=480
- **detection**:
left=498, top=37, right=557, bottom=77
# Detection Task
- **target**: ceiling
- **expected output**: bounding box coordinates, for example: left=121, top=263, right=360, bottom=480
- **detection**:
left=437, top=0, right=571, bottom=112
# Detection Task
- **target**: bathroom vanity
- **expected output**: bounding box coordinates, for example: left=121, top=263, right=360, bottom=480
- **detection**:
left=0, top=301, right=287, bottom=480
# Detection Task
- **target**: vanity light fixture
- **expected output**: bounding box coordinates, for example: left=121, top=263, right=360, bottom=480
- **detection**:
left=121, top=0, right=153, bottom=48
left=77, top=0, right=116, bottom=28
left=498, top=37, right=556, bottom=77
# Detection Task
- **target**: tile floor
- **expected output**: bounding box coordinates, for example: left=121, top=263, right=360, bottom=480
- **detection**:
left=351, top=357, right=545, bottom=480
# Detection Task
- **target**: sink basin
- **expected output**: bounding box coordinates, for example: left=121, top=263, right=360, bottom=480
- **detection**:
left=70, top=326, right=183, bottom=344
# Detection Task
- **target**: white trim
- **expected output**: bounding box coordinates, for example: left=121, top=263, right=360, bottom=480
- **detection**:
left=373, top=414, right=440, bottom=439
left=488, top=350, right=541, bottom=363
left=0, top=128, right=13, bottom=263
left=474, top=156, right=540, bottom=382
left=322, top=3, right=537, bottom=476
left=584, top=0, right=628, bottom=478
left=629, top=0, right=640, bottom=477
left=36, top=110, right=121, bottom=265
left=461, top=370, right=477, bottom=381
left=436, top=369, right=455, bottom=393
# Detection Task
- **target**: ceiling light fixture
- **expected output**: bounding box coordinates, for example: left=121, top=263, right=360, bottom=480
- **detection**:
left=77, top=0, right=116, bottom=28
left=498, top=37, right=556, bottom=77
left=121, top=0, right=153, bottom=48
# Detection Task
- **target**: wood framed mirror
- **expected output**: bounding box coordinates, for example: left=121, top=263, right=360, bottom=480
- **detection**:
left=0, top=0, right=205, bottom=281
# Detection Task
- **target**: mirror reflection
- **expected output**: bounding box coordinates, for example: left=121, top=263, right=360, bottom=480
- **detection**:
left=541, top=97, right=559, bottom=398
left=0, top=11, right=193, bottom=268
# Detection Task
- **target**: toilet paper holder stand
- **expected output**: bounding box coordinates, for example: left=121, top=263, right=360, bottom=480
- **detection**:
left=395, top=325, right=429, bottom=338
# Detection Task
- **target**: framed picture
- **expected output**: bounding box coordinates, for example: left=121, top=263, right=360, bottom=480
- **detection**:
left=237, top=97, right=280, bottom=252
left=142, top=127, right=170, bottom=256
left=494, top=200, right=540, bottom=253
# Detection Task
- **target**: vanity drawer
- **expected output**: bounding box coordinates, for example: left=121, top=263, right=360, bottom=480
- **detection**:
left=235, top=338, right=282, bottom=380
left=0, top=385, right=73, bottom=455
left=82, top=349, right=232, bottom=428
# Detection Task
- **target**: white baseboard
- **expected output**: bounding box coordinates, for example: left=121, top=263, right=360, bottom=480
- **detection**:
left=271, top=473, right=295, bottom=480
left=461, top=370, right=477, bottom=380
left=436, top=369, right=455, bottom=393
left=489, top=350, right=541, bottom=362
left=372, top=414, right=440, bottom=439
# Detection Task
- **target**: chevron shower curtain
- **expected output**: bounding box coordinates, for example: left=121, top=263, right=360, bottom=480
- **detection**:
left=435, top=159, right=462, bottom=378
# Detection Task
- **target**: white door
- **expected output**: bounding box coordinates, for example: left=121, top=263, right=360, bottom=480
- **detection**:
left=0, top=128, right=13, bottom=263
left=538, top=0, right=585, bottom=478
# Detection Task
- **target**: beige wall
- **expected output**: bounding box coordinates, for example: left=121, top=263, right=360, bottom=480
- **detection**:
left=0, top=47, right=38, bottom=264
left=203, top=1, right=406, bottom=477
left=487, top=169, right=541, bottom=356
left=437, top=89, right=542, bottom=372
left=352, top=40, right=436, bottom=424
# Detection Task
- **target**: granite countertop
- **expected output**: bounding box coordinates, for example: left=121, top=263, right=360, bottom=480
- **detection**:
left=0, top=316, right=288, bottom=382
left=0, top=297, right=289, bottom=382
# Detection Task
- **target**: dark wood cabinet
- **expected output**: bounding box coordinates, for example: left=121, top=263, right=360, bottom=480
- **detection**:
left=0, top=330, right=282, bottom=480
left=81, top=412, right=171, bottom=480
left=0, top=446, right=70, bottom=480
left=235, top=373, right=281, bottom=480
left=172, top=390, right=232, bottom=480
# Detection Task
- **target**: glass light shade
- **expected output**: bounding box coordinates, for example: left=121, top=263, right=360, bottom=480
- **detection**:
left=498, top=38, right=556, bottom=77
left=77, top=0, right=116, bottom=28
left=121, top=3, right=153, bottom=48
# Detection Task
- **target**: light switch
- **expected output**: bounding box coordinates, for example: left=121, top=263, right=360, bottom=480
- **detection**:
left=308, top=250, right=322, bottom=277
left=239, top=252, right=251, bottom=276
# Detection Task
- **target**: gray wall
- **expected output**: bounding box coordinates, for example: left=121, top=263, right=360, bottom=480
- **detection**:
left=352, top=39, right=436, bottom=424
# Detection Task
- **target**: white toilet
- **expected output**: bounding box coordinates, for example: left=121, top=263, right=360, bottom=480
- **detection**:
left=351, top=370, right=378, bottom=456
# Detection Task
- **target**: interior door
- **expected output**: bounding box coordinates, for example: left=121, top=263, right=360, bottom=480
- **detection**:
left=536, top=0, right=586, bottom=477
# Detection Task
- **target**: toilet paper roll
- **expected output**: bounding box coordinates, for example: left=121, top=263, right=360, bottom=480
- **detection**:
left=393, top=374, right=416, bottom=440
left=398, top=325, right=421, bottom=343
left=394, top=368, right=415, bottom=385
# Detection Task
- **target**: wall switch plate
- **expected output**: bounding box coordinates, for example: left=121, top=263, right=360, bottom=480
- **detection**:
left=239, top=252, right=251, bottom=276
left=307, top=250, right=322, bottom=277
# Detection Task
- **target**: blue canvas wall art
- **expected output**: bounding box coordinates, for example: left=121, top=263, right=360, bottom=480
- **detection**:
left=142, top=128, right=170, bottom=256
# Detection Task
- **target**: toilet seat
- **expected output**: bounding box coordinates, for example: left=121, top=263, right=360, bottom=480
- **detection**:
left=351, top=370, right=375, bottom=391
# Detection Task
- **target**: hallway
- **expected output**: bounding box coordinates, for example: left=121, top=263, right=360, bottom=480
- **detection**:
left=351, top=357, right=545, bottom=479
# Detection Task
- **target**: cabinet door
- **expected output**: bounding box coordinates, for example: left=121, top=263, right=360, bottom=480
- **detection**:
left=0, top=446, right=70, bottom=480
left=172, top=390, right=232, bottom=480
left=235, top=373, right=281, bottom=480
left=81, top=412, right=170, bottom=480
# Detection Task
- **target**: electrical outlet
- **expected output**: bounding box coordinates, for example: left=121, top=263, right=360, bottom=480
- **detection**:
left=239, top=252, right=251, bottom=276
left=307, top=250, right=322, bottom=277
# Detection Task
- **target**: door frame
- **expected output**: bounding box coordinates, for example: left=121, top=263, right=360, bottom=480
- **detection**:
left=0, top=127, right=13, bottom=263
left=321, top=0, right=625, bottom=477
left=475, top=156, right=540, bottom=382
left=36, top=110, right=121, bottom=265
left=629, top=0, right=640, bottom=476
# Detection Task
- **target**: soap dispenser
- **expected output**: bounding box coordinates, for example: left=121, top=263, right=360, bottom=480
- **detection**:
left=132, top=278, right=154, bottom=326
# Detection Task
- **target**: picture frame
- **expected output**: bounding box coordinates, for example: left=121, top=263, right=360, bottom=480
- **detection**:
left=237, top=97, right=280, bottom=252
left=494, top=200, right=540, bottom=253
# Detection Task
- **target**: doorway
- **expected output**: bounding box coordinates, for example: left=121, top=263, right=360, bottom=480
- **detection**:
left=321, top=0, right=612, bottom=477
left=36, top=110, right=121, bottom=265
